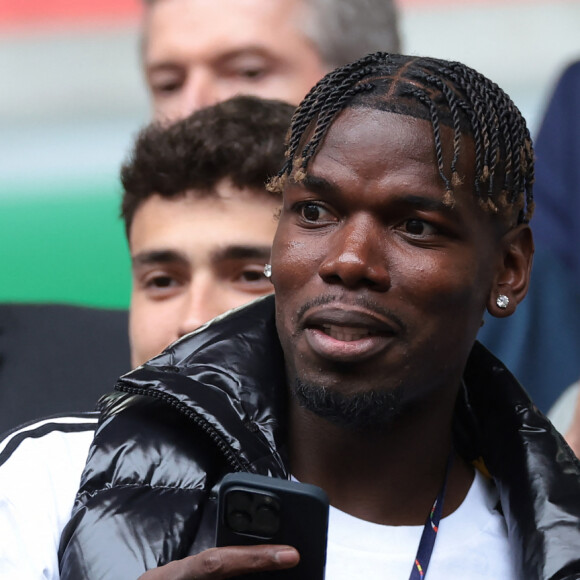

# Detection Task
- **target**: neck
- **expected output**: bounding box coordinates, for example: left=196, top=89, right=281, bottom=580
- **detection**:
left=288, top=384, right=474, bottom=526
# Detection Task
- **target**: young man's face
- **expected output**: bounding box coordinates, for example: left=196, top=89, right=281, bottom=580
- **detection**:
left=143, top=0, right=328, bottom=122
left=128, top=183, right=279, bottom=367
left=271, top=108, right=521, bottom=426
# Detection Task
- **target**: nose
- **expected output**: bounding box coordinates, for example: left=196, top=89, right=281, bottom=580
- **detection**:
left=176, top=275, right=224, bottom=337
left=177, top=69, right=218, bottom=117
left=318, top=217, right=391, bottom=291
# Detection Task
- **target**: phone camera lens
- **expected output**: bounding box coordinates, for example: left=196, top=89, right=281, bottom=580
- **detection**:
left=226, top=491, right=254, bottom=532
left=254, top=505, right=280, bottom=536
left=227, top=510, right=252, bottom=532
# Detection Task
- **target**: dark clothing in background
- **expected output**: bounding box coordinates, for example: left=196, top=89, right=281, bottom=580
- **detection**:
left=532, top=59, right=580, bottom=286
left=477, top=61, right=580, bottom=412
left=0, top=303, right=130, bottom=435
left=478, top=245, right=580, bottom=412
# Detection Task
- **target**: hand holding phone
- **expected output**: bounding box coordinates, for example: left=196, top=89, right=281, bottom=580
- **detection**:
left=215, top=472, right=329, bottom=579
left=138, top=545, right=300, bottom=580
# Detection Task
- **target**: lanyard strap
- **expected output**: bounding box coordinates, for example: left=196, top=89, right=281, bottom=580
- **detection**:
left=409, top=452, right=454, bottom=580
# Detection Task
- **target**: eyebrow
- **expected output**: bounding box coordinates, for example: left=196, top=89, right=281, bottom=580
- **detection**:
left=210, top=245, right=272, bottom=262
left=132, top=245, right=272, bottom=268
left=300, top=174, right=453, bottom=213
left=146, top=62, right=181, bottom=72
left=299, top=174, right=338, bottom=195
left=146, top=46, right=274, bottom=69
left=214, top=46, right=275, bottom=62
left=132, top=250, right=188, bottom=268
left=401, top=194, right=453, bottom=213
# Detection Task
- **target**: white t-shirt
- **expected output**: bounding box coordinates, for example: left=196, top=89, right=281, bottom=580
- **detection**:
left=0, top=414, right=97, bottom=580
left=325, top=469, right=517, bottom=579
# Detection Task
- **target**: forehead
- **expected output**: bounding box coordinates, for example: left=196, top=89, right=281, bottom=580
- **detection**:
left=312, top=108, right=471, bottom=185
left=129, top=186, right=279, bottom=253
left=294, top=107, right=484, bottom=217
left=144, top=0, right=316, bottom=61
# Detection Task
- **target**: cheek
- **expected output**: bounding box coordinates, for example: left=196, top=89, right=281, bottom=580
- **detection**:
left=251, top=74, right=321, bottom=106
left=271, top=232, right=316, bottom=340
left=437, top=255, right=493, bottom=305
left=129, top=299, right=178, bottom=366
left=393, top=252, right=489, bottom=317
left=271, top=233, right=319, bottom=292
left=152, top=97, right=182, bottom=124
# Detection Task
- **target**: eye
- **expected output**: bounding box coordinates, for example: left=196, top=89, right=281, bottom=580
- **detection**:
left=139, top=272, right=183, bottom=300
left=155, top=81, right=182, bottom=95
left=224, top=56, right=271, bottom=82
left=295, top=202, right=335, bottom=224
left=148, top=68, right=185, bottom=96
left=147, top=275, right=175, bottom=288
left=239, top=269, right=267, bottom=283
left=402, top=219, right=438, bottom=237
left=232, top=265, right=273, bottom=293
left=237, top=65, right=267, bottom=80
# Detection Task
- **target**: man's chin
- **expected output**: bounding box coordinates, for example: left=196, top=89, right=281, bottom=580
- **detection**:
left=292, top=378, right=405, bottom=431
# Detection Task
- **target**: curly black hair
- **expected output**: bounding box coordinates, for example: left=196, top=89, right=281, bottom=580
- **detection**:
left=121, top=96, right=295, bottom=236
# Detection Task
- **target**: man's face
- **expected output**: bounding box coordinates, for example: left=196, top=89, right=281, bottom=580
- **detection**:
left=271, top=108, right=507, bottom=423
left=128, top=183, right=279, bottom=367
left=143, top=0, right=328, bottom=122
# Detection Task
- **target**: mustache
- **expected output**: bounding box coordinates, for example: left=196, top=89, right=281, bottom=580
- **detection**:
left=295, top=294, right=407, bottom=333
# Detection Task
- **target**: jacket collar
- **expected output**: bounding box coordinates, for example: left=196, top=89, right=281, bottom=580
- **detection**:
left=108, top=295, right=289, bottom=476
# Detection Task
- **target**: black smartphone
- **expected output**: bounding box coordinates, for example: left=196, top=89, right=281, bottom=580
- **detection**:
left=215, top=472, right=329, bottom=579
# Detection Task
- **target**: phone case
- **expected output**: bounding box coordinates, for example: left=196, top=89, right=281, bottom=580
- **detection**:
left=216, top=472, right=329, bottom=579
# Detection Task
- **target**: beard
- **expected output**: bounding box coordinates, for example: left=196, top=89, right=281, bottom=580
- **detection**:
left=292, top=377, right=407, bottom=431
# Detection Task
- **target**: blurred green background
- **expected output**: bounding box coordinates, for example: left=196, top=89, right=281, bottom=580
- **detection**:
left=0, top=177, right=131, bottom=308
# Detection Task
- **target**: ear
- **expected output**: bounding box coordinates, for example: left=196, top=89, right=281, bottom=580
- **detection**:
left=487, top=224, right=534, bottom=318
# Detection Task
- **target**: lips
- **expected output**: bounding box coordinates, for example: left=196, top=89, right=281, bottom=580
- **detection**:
left=301, top=306, right=400, bottom=362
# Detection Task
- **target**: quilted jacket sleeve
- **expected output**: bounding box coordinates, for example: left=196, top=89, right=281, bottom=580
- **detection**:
left=58, top=394, right=223, bottom=580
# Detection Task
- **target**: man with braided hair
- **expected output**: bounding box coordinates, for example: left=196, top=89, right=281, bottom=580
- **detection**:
left=58, top=53, right=580, bottom=579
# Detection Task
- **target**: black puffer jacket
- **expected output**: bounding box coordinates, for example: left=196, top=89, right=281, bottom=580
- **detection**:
left=59, top=295, right=580, bottom=580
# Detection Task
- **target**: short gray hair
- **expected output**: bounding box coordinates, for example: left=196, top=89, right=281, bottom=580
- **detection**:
left=302, top=0, right=400, bottom=70
left=142, top=0, right=401, bottom=70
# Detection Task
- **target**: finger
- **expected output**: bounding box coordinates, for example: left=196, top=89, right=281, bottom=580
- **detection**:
left=137, top=545, right=300, bottom=580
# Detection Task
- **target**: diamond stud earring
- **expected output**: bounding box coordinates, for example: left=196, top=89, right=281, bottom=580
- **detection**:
left=496, top=294, right=509, bottom=309
left=263, top=264, right=272, bottom=279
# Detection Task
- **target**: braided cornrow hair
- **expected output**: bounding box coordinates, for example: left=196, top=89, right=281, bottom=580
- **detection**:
left=269, top=52, right=534, bottom=224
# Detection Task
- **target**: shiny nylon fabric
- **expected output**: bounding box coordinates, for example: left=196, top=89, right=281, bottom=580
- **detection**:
left=59, top=295, right=580, bottom=579
left=461, top=347, right=580, bottom=579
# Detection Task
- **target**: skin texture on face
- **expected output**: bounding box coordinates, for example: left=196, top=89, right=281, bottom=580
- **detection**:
left=271, top=108, right=515, bottom=426
left=128, top=183, right=279, bottom=367
left=143, top=0, right=329, bottom=121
